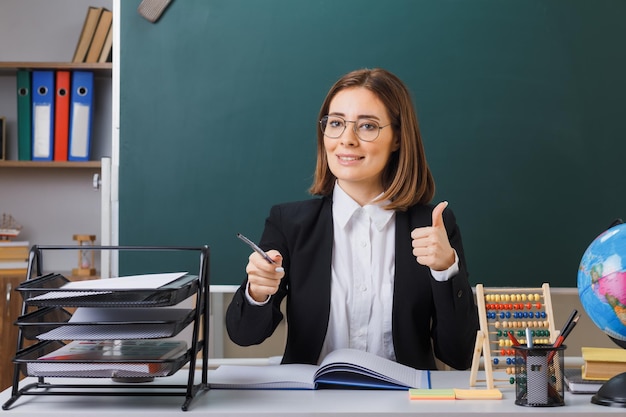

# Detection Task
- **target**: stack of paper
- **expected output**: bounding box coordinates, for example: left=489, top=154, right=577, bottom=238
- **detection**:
left=564, top=368, right=604, bottom=394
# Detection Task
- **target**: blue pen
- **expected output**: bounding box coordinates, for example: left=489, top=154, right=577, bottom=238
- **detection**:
left=237, top=233, right=284, bottom=272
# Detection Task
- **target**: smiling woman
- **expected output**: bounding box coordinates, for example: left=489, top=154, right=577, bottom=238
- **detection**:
left=321, top=87, right=399, bottom=206
left=226, top=68, right=479, bottom=373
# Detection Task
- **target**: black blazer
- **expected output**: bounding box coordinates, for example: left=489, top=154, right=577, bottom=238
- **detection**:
left=226, top=196, right=479, bottom=370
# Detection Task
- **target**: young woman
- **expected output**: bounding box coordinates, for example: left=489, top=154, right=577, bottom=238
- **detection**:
left=226, top=68, right=478, bottom=370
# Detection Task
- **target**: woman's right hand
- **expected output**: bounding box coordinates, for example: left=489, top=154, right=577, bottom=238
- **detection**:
left=246, top=250, right=285, bottom=302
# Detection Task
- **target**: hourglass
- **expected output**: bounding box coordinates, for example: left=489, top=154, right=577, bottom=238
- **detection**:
left=72, top=234, right=97, bottom=276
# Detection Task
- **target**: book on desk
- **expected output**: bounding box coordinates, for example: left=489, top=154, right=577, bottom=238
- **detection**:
left=209, top=348, right=430, bottom=390
left=581, top=347, right=626, bottom=380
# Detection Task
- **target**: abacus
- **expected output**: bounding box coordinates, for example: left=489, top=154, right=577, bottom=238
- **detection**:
left=469, top=283, right=557, bottom=389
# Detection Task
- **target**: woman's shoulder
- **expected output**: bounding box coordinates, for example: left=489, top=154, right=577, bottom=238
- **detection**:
left=265, top=197, right=332, bottom=236
left=270, top=196, right=329, bottom=216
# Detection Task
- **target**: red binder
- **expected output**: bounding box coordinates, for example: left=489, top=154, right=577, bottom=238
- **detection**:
left=53, top=70, right=71, bottom=161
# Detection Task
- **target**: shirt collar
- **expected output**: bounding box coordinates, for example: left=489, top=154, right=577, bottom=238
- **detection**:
left=332, top=182, right=395, bottom=231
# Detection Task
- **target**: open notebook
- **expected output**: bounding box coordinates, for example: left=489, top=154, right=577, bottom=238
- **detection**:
left=209, top=348, right=430, bottom=390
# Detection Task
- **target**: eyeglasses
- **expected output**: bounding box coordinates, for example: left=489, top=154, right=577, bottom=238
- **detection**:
left=319, top=115, right=391, bottom=142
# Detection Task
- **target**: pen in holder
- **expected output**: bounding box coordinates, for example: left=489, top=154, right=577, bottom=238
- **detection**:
left=512, top=344, right=566, bottom=407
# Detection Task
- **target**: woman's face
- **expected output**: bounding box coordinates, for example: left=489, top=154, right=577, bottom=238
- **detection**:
left=324, top=87, right=399, bottom=202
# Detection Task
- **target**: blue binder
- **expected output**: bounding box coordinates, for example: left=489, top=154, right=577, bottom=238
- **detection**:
left=69, top=71, right=94, bottom=161
left=31, top=70, right=55, bottom=161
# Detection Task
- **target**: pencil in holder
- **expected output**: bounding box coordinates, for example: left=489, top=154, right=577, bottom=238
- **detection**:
left=512, top=344, right=566, bottom=407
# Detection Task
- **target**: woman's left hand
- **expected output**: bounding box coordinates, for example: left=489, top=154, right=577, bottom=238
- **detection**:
left=410, top=201, right=455, bottom=271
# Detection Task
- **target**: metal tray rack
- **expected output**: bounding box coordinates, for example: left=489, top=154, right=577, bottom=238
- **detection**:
left=15, top=272, right=199, bottom=307
left=2, top=245, right=210, bottom=411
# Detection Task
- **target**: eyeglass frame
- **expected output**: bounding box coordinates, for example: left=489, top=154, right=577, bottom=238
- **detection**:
left=319, top=115, right=392, bottom=142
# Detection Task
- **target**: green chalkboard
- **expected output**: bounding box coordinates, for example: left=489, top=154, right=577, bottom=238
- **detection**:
left=119, top=0, right=626, bottom=287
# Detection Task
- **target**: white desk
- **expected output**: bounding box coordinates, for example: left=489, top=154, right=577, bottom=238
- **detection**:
left=1, top=370, right=622, bottom=416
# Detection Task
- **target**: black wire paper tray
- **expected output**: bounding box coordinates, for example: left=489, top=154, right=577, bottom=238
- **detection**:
left=14, top=340, right=194, bottom=379
left=16, top=306, right=196, bottom=340
left=16, top=273, right=199, bottom=307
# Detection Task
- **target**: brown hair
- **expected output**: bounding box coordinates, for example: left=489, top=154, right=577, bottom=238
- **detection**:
left=309, top=68, right=435, bottom=211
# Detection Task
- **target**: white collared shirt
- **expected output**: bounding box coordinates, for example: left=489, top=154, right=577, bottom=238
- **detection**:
left=318, top=183, right=398, bottom=363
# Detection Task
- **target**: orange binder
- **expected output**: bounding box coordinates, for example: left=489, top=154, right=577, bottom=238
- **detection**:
left=54, top=71, right=71, bottom=161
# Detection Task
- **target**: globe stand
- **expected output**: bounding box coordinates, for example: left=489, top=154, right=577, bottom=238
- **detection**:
left=591, top=372, right=626, bottom=407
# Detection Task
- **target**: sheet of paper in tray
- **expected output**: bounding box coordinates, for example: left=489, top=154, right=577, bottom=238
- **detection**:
left=27, top=272, right=188, bottom=301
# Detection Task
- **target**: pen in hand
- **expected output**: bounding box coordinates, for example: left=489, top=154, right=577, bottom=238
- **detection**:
left=237, top=233, right=284, bottom=273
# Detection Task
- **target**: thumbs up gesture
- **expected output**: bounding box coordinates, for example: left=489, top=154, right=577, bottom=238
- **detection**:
left=410, top=201, right=456, bottom=271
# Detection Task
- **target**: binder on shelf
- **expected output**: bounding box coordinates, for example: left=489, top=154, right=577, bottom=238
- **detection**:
left=85, top=8, right=112, bottom=63
left=72, top=6, right=104, bottom=63
left=68, top=71, right=94, bottom=161
left=16, top=70, right=32, bottom=161
left=53, top=71, right=71, bottom=161
left=31, top=70, right=55, bottom=161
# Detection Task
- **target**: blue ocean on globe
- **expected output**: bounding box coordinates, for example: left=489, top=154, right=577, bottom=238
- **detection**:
left=577, top=223, right=626, bottom=343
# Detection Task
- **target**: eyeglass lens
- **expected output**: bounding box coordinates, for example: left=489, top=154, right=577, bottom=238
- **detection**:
left=320, top=115, right=382, bottom=142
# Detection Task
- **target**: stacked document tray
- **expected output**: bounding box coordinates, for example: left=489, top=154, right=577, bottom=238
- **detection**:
left=3, top=245, right=210, bottom=412
left=13, top=271, right=200, bottom=379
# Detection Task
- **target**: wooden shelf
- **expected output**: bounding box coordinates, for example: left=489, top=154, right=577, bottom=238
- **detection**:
left=0, top=62, right=110, bottom=167
left=0, top=62, right=111, bottom=75
left=0, top=161, right=101, bottom=169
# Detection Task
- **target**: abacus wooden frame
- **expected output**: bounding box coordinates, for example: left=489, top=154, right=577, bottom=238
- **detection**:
left=469, top=283, right=557, bottom=389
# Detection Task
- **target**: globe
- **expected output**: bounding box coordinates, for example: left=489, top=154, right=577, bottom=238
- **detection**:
left=577, top=222, right=626, bottom=349
left=577, top=221, right=626, bottom=408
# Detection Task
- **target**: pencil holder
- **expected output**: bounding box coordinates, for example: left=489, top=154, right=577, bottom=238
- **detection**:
left=512, top=344, right=566, bottom=407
